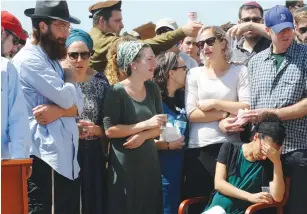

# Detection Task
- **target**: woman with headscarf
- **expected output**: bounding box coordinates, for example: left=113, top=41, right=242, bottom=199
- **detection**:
left=105, top=34, right=138, bottom=85
left=103, top=41, right=166, bottom=214
left=61, top=29, right=109, bottom=214
left=153, top=52, right=188, bottom=214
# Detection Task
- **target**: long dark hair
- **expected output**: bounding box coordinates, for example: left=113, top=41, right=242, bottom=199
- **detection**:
left=153, top=52, right=179, bottom=99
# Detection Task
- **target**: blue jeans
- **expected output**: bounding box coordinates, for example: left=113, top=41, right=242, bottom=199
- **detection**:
left=159, top=150, right=184, bottom=214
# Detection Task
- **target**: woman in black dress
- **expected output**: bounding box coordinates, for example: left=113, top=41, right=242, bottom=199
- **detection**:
left=63, top=29, right=109, bottom=214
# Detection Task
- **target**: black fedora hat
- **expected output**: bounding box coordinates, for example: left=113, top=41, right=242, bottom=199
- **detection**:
left=24, top=0, right=80, bottom=24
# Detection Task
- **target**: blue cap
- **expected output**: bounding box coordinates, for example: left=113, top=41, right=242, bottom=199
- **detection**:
left=265, top=5, right=294, bottom=34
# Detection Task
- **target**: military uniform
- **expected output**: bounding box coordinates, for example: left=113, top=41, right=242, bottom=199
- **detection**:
left=88, top=0, right=186, bottom=72
left=89, top=27, right=185, bottom=72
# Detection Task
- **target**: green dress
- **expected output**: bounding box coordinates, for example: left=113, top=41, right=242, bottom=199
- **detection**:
left=103, top=81, right=163, bottom=214
left=205, top=147, right=262, bottom=214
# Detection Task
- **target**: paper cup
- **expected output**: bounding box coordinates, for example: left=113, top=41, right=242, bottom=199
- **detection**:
left=188, top=12, right=198, bottom=23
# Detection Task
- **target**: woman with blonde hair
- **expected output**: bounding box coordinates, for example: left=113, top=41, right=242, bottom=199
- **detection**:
left=183, top=26, right=250, bottom=212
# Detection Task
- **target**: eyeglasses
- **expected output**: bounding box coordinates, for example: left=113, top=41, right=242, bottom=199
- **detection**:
left=294, top=4, right=304, bottom=9
left=6, top=30, right=20, bottom=45
left=241, top=17, right=262, bottom=23
left=298, top=27, right=307, bottom=34
left=52, top=23, right=71, bottom=33
left=67, top=51, right=93, bottom=60
left=196, top=37, right=217, bottom=49
left=173, top=65, right=187, bottom=71
left=156, top=27, right=173, bottom=35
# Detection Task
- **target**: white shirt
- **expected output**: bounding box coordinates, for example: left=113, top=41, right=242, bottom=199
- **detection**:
left=185, top=64, right=250, bottom=148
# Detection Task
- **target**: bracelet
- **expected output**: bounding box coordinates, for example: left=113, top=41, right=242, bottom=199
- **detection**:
left=166, top=142, right=170, bottom=150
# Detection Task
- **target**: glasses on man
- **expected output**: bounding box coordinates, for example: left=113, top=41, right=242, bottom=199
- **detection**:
left=294, top=4, right=305, bottom=9
left=6, top=30, right=20, bottom=45
left=196, top=37, right=217, bottom=50
left=52, top=23, right=71, bottom=33
left=67, top=51, right=93, bottom=60
left=298, top=27, right=307, bottom=34
left=156, top=27, right=173, bottom=35
left=241, top=17, right=262, bottom=23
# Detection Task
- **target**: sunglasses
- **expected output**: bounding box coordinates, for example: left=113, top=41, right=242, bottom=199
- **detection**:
left=67, top=51, right=93, bottom=60
left=6, top=30, right=20, bottom=45
left=196, top=37, right=217, bottom=49
left=241, top=17, right=262, bottom=23
left=173, top=65, right=187, bottom=71
left=298, top=27, right=307, bottom=34
left=156, top=27, right=173, bottom=35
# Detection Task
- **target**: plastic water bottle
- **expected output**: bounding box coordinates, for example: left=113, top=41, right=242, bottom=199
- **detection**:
left=174, top=108, right=187, bottom=136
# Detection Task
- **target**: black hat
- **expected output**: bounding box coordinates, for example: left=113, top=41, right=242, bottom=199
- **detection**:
left=24, top=0, right=80, bottom=24
left=88, top=0, right=121, bottom=18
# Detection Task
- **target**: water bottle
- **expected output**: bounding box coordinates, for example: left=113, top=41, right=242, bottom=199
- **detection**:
left=174, top=108, right=187, bottom=136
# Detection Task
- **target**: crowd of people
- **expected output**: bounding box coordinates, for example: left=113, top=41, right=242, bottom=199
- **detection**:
left=1, top=0, right=307, bottom=214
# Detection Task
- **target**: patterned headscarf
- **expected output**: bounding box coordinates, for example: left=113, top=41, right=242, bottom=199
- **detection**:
left=65, top=29, right=93, bottom=52
left=117, top=41, right=149, bottom=71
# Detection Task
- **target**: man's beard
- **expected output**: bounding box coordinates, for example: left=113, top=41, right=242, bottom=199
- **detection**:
left=244, top=33, right=260, bottom=41
left=40, top=30, right=67, bottom=60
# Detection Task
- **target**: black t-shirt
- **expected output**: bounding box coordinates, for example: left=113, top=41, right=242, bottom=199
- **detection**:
left=217, top=142, right=273, bottom=185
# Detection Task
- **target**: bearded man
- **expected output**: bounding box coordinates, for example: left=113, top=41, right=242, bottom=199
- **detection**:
left=12, top=1, right=84, bottom=213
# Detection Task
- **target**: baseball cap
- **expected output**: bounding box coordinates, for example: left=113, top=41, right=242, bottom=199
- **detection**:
left=155, top=18, right=178, bottom=32
left=1, top=11, right=27, bottom=41
left=265, top=5, right=294, bottom=34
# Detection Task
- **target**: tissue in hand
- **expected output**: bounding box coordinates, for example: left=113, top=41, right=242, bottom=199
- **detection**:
left=160, top=115, right=182, bottom=142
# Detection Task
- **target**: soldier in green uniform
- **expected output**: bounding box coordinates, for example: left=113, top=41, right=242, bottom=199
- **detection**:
left=88, top=0, right=202, bottom=72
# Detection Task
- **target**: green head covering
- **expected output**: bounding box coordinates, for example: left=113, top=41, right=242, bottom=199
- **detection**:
left=117, top=41, right=149, bottom=72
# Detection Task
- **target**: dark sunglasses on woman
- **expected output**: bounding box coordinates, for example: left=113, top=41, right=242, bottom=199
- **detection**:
left=67, top=51, right=93, bottom=60
left=196, top=37, right=217, bottom=50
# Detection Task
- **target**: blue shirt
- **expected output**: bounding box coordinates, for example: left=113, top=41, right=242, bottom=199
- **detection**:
left=12, top=40, right=83, bottom=180
left=1, top=57, right=30, bottom=159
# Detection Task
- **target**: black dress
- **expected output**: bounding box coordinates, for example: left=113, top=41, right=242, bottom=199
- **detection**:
left=78, top=72, right=109, bottom=214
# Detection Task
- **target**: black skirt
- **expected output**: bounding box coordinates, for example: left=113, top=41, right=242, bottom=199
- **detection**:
left=78, top=138, right=107, bottom=214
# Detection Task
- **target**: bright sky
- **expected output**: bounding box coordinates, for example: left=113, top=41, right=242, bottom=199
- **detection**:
left=2, top=0, right=285, bottom=34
